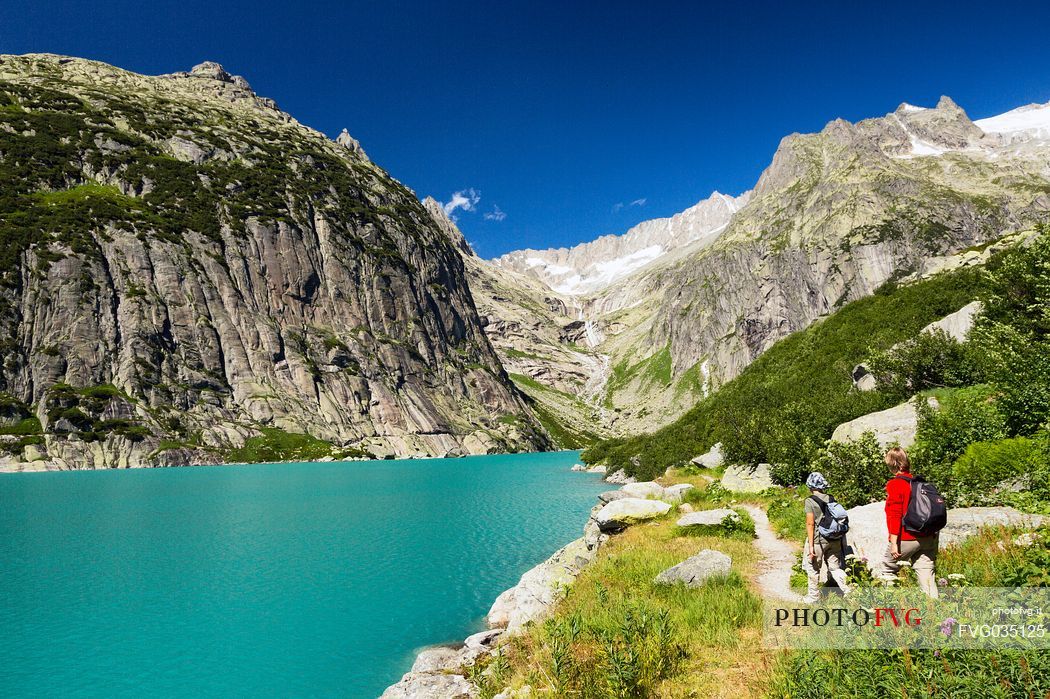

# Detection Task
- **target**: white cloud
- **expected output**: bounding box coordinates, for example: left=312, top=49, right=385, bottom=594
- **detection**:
left=442, top=188, right=481, bottom=219
left=484, top=205, right=506, bottom=222
left=613, top=198, right=646, bottom=213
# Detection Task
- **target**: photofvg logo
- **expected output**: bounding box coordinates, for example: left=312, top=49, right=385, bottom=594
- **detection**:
left=774, top=606, right=923, bottom=629
left=763, top=588, right=1050, bottom=650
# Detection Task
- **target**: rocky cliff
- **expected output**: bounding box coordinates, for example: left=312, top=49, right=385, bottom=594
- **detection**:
left=0, top=54, right=547, bottom=470
left=423, top=199, right=607, bottom=448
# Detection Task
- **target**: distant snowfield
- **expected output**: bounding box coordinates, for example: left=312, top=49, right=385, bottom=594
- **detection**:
left=975, top=101, right=1050, bottom=139
left=547, top=244, right=665, bottom=295
left=494, top=190, right=748, bottom=296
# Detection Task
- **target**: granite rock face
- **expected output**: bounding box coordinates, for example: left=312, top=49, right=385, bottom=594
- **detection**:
left=380, top=672, right=477, bottom=699
left=0, top=54, right=547, bottom=469
left=481, top=97, right=1050, bottom=437
left=487, top=537, right=597, bottom=634
left=720, top=463, right=774, bottom=492
left=831, top=397, right=938, bottom=448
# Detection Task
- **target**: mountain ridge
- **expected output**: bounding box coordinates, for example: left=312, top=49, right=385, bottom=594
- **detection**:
left=0, top=53, right=548, bottom=471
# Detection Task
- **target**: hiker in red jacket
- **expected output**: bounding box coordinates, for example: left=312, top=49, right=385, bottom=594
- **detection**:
left=878, top=447, right=939, bottom=598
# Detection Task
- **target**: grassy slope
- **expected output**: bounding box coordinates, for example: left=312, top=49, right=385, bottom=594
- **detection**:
left=584, top=268, right=985, bottom=480
left=509, top=373, right=602, bottom=449
left=484, top=475, right=1049, bottom=698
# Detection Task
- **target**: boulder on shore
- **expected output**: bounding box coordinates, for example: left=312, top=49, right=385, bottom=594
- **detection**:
left=487, top=537, right=596, bottom=633
left=594, top=498, right=671, bottom=532
left=720, top=463, right=774, bottom=492
left=622, top=481, right=665, bottom=499
left=380, top=672, right=477, bottom=699
left=605, top=468, right=636, bottom=484
left=654, top=549, right=732, bottom=587
left=598, top=489, right=630, bottom=504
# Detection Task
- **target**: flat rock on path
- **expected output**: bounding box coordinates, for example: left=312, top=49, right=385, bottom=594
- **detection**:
left=741, top=505, right=802, bottom=603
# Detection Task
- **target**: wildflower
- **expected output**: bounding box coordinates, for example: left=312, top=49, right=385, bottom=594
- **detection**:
left=934, top=650, right=941, bottom=658
left=947, top=573, right=965, bottom=580
left=938, top=577, right=948, bottom=587
left=939, top=617, right=957, bottom=636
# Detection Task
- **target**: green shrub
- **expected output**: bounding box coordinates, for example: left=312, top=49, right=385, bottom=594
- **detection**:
left=951, top=434, right=1047, bottom=500
left=674, top=509, right=756, bottom=540
left=226, top=427, right=335, bottom=464
left=912, top=387, right=1008, bottom=503
left=534, top=599, right=687, bottom=697
left=765, top=488, right=809, bottom=542
left=866, top=328, right=983, bottom=401
left=768, top=649, right=1050, bottom=698
left=0, top=416, right=42, bottom=436
left=970, top=227, right=1050, bottom=434
left=804, top=432, right=886, bottom=508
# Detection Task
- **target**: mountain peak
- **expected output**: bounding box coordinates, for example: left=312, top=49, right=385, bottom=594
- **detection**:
left=336, top=128, right=369, bottom=160
left=190, top=61, right=231, bottom=80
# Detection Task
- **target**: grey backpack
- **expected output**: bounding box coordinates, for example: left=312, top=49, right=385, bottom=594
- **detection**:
left=809, top=496, right=850, bottom=540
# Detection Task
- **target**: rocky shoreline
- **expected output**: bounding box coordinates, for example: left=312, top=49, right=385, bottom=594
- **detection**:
left=379, top=471, right=690, bottom=698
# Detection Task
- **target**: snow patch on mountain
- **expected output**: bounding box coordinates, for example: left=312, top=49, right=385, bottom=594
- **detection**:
left=976, top=101, right=1050, bottom=141
left=494, top=190, right=750, bottom=296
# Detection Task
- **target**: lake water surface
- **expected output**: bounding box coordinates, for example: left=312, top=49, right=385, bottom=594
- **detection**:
left=0, top=451, right=607, bottom=697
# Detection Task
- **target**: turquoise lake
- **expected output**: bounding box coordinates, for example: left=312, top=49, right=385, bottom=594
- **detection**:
left=0, top=451, right=608, bottom=697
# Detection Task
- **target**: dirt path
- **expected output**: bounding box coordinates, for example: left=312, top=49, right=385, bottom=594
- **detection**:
left=741, top=504, right=802, bottom=602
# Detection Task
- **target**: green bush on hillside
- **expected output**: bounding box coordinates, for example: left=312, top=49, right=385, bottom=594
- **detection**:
left=970, top=226, right=1050, bottom=434
left=866, top=328, right=983, bottom=401
left=911, top=387, right=1008, bottom=504
left=583, top=268, right=984, bottom=480
left=801, top=433, right=886, bottom=509
left=951, top=434, right=1048, bottom=501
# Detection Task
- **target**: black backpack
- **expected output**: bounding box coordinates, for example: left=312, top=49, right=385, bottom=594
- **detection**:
left=896, top=475, right=947, bottom=537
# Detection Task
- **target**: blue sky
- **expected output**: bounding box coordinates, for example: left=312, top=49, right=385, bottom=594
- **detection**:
left=4, top=1, right=1050, bottom=258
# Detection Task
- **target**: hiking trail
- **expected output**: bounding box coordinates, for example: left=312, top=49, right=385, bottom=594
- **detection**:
left=741, top=504, right=803, bottom=602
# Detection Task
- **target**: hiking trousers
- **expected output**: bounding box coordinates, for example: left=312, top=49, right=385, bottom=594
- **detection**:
left=879, top=535, right=939, bottom=599
left=802, top=538, right=850, bottom=601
